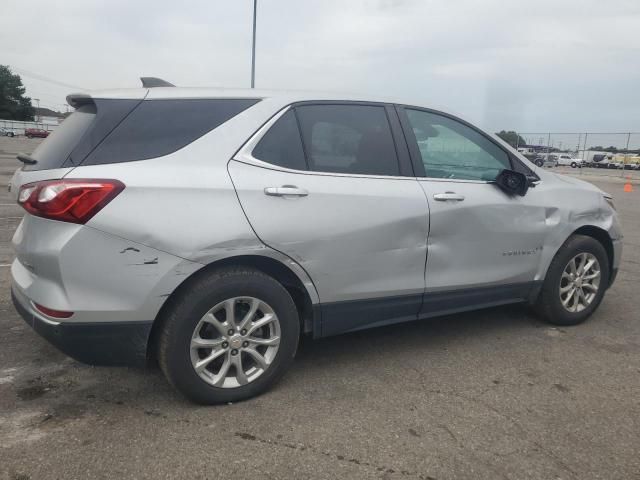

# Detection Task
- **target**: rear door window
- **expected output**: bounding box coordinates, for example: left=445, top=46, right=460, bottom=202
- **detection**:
left=295, top=104, right=400, bottom=176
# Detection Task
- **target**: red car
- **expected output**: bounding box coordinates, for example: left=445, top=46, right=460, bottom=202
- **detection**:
left=24, top=128, right=50, bottom=139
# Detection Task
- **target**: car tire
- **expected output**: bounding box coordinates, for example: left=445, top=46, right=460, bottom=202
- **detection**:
left=158, top=266, right=300, bottom=404
left=534, top=235, right=609, bottom=326
left=571, top=162, right=577, bottom=168
left=8, top=132, right=14, bottom=138
left=535, top=160, right=543, bottom=167
left=26, top=134, right=32, bottom=139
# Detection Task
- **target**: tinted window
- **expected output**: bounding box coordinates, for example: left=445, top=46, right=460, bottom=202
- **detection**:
left=252, top=110, right=307, bottom=170
left=295, top=104, right=400, bottom=176
left=83, top=98, right=259, bottom=165
left=26, top=104, right=97, bottom=171
left=405, top=109, right=510, bottom=181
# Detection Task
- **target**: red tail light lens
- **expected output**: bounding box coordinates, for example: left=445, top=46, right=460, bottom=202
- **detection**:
left=18, top=179, right=125, bottom=224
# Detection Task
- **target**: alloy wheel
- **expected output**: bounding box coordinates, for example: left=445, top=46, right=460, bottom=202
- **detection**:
left=190, top=297, right=281, bottom=388
left=559, top=252, right=601, bottom=313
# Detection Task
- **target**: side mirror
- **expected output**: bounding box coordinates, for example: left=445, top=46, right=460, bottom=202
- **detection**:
left=495, top=169, right=529, bottom=196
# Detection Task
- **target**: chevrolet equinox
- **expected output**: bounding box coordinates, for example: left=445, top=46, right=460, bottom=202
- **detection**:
left=10, top=80, right=622, bottom=404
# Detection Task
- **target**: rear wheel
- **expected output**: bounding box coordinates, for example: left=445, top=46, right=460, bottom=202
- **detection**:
left=158, top=267, right=300, bottom=404
left=535, top=235, right=609, bottom=326
left=26, top=134, right=32, bottom=139
left=571, top=162, right=577, bottom=168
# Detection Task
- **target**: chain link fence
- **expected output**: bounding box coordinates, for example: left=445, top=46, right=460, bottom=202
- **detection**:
left=0, top=119, right=58, bottom=136
left=515, top=132, right=640, bottom=178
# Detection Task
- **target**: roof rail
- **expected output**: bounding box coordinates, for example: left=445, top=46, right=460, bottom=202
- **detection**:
left=140, top=77, right=175, bottom=88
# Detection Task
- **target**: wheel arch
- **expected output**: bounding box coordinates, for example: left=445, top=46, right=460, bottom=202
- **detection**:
left=147, top=254, right=319, bottom=364
left=571, top=225, right=614, bottom=279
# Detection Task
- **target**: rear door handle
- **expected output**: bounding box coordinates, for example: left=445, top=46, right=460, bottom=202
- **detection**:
left=264, top=186, right=309, bottom=197
left=433, top=192, right=465, bottom=202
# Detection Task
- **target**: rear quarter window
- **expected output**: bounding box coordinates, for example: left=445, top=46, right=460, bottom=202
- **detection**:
left=27, top=98, right=259, bottom=171
left=252, top=110, right=307, bottom=170
left=83, top=98, right=259, bottom=165
left=26, top=104, right=97, bottom=171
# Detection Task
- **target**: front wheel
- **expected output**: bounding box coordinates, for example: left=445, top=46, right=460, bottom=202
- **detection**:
left=158, top=267, right=300, bottom=404
left=571, top=162, right=577, bottom=168
left=535, top=235, right=609, bottom=326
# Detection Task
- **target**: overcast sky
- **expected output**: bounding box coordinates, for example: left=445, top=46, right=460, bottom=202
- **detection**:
left=2, top=0, right=639, bottom=136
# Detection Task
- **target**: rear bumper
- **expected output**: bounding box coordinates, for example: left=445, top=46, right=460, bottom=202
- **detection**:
left=12, top=286, right=152, bottom=366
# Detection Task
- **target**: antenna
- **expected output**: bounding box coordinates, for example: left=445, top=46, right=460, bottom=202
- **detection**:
left=140, top=77, right=175, bottom=88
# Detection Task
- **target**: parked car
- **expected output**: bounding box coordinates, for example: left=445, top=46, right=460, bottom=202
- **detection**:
left=579, top=151, right=613, bottom=168
left=24, top=128, right=50, bottom=139
left=10, top=84, right=622, bottom=404
left=628, top=156, right=640, bottom=170
left=534, top=154, right=557, bottom=167
left=590, top=153, right=611, bottom=168
left=517, top=147, right=539, bottom=162
left=555, top=153, right=585, bottom=168
left=0, top=127, right=15, bottom=137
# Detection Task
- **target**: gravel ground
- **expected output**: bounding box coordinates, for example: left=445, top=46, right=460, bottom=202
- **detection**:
left=0, top=137, right=639, bottom=480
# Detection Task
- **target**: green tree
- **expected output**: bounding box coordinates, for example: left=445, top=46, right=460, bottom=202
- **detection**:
left=0, top=65, right=35, bottom=121
left=496, top=130, right=527, bottom=148
left=589, top=145, right=618, bottom=153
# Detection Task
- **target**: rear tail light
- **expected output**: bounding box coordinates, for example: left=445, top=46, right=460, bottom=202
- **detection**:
left=17, top=179, right=125, bottom=224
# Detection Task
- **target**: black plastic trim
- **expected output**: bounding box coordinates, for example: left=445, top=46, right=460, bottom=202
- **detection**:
left=385, top=104, right=415, bottom=177
left=609, top=267, right=618, bottom=289
left=12, top=289, right=152, bottom=367
left=319, top=282, right=536, bottom=337
left=419, top=282, right=534, bottom=318
left=320, top=293, right=423, bottom=337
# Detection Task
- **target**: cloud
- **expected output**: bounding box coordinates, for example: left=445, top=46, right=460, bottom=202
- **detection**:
left=1, top=0, right=639, bottom=135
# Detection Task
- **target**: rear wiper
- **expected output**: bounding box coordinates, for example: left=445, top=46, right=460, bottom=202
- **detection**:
left=16, top=153, right=37, bottom=165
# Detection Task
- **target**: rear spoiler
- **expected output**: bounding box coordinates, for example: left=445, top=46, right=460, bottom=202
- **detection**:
left=66, top=77, right=173, bottom=109
left=66, top=93, right=94, bottom=109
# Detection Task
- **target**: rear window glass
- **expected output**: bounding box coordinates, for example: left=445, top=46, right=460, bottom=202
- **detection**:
left=83, top=98, right=259, bottom=165
left=252, top=110, right=307, bottom=170
left=26, top=98, right=260, bottom=171
left=26, top=104, right=97, bottom=171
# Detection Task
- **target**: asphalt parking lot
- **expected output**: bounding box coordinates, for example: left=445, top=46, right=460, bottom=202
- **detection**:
left=0, top=137, right=638, bottom=480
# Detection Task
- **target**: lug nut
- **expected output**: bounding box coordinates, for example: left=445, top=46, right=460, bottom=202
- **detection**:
left=222, top=342, right=229, bottom=349
left=227, top=329, right=235, bottom=336
left=241, top=329, right=247, bottom=335
left=231, top=349, right=238, bottom=356
left=242, top=341, right=249, bottom=348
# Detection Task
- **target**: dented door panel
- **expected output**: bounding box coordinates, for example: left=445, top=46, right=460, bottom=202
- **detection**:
left=419, top=179, right=547, bottom=292
left=229, top=160, right=429, bottom=303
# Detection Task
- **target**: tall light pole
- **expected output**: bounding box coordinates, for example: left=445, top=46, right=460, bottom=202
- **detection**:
left=34, top=98, right=40, bottom=123
left=251, top=0, right=257, bottom=88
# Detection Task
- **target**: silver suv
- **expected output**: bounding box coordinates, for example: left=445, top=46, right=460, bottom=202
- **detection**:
left=10, top=83, right=622, bottom=404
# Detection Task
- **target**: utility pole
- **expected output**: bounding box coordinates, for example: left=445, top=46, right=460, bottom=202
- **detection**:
left=34, top=98, right=40, bottom=123
left=251, top=0, right=257, bottom=88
